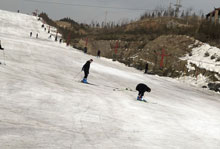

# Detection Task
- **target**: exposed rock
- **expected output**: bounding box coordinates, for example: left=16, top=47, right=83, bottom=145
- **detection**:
left=208, top=83, right=220, bottom=92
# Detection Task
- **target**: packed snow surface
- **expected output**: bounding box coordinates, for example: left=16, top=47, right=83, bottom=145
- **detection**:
left=0, top=10, right=220, bottom=149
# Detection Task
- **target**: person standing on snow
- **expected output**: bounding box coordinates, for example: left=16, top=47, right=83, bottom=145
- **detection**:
left=136, top=83, right=151, bottom=101
left=0, top=40, right=4, bottom=64
left=97, top=50, right=101, bottom=58
left=84, top=47, right=87, bottom=54
left=0, top=40, right=4, bottom=50
left=144, top=63, right=148, bottom=74
left=81, top=59, right=93, bottom=83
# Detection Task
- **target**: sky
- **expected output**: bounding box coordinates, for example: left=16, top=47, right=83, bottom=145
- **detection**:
left=0, top=9, right=220, bottom=148
left=0, top=0, right=219, bottom=24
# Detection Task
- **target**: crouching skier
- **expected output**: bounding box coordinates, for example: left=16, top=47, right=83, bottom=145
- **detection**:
left=136, top=83, right=151, bottom=101
left=81, top=59, right=93, bottom=83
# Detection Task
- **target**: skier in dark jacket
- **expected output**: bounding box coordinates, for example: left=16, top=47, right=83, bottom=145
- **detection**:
left=136, top=83, right=151, bottom=101
left=0, top=40, right=4, bottom=64
left=81, top=59, right=93, bottom=83
left=0, top=40, right=4, bottom=50
left=144, top=63, right=148, bottom=74
left=97, top=50, right=101, bottom=58
left=84, top=47, right=87, bottom=54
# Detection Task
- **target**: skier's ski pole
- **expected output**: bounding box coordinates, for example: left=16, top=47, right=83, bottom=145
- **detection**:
left=74, top=71, right=82, bottom=79
left=3, top=50, right=6, bottom=65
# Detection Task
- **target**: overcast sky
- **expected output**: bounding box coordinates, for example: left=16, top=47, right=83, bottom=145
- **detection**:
left=0, top=0, right=219, bottom=24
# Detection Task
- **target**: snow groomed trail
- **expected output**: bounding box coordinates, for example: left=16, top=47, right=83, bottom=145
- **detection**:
left=0, top=10, right=220, bottom=149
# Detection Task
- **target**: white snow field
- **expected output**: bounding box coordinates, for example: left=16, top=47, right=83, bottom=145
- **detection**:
left=0, top=10, right=220, bottom=149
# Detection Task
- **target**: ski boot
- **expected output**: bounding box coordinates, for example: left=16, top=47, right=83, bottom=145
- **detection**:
left=82, top=78, right=88, bottom=83
left=137, top=96, right=142, bottom=101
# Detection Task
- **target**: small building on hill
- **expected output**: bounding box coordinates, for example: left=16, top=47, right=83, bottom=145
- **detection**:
left=206, top=8, right=220, bottom=24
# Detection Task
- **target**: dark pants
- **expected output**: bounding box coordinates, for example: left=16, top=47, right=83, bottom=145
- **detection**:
left=144, top=69, right=148, bottom=74
left=84, top=71, right=89, bottom=79
left=138, top=91, right=145, bottom=97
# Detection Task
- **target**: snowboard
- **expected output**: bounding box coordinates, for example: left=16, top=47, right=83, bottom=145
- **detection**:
left=137, top=99, right=147, bottom=102
left=137, top=99, right=158, bottom=104
left=80, top=80, right=97, bottom=86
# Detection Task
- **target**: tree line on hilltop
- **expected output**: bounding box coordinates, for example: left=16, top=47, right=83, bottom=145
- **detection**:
left=39, top=7, right=220, bottom=48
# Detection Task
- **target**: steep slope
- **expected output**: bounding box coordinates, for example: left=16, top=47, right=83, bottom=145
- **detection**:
left=0, top=10, right=220, bottom=149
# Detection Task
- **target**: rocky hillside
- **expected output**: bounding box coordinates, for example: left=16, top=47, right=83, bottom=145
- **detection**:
left=77, top=35, right=192, bottom=74
left=39, top=14, right=220, bottom=91
left=76, top=34, right=219, bottom=78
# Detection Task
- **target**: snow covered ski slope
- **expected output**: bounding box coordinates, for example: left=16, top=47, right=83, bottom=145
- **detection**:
left=0, top=10, right=220, bottom=149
